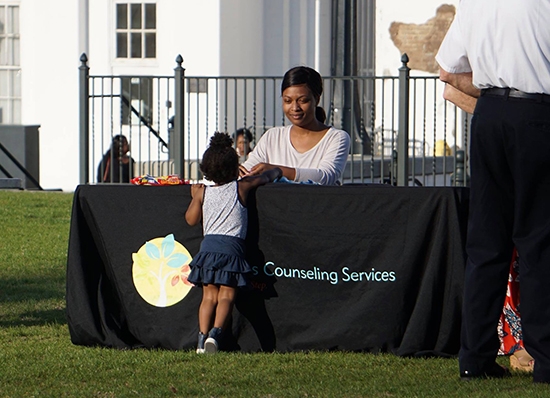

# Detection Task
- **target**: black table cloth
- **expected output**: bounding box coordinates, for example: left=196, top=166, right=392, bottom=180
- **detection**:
left=66, top=184, right=468, bottom=356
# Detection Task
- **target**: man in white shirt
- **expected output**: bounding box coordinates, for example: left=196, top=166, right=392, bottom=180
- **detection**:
left=436, top=0, right=550, bottom=384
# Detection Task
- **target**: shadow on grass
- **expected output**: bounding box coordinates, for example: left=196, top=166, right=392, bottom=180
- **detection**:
left=0, top=308, right=67, bottom=327
left=0, top=275, right=68, bottom=327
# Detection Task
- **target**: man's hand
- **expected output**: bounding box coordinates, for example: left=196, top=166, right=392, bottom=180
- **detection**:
left=443, top=84, right=477, bottom=114
left=439, top=69, right=480, bottom=98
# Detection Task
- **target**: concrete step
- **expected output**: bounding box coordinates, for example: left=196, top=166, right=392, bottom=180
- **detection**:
left=0, top=178, right=23, bottom=189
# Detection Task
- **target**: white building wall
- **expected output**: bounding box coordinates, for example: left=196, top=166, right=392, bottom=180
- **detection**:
left=14, top=0, right=459, bottom=191
left=19, top=0, right=80, bottom=192
left=19, top=0, right=224, bottom=191
left=218, top=0, right=332, bottom=77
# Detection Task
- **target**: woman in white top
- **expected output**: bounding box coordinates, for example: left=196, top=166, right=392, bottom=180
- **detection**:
left=239, top=66, right=350, bottom=185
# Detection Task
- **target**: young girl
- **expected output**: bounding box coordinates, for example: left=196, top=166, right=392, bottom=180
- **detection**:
left=185, top=132, right=282, bottom=354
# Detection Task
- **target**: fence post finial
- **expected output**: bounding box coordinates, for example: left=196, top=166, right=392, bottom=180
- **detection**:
left=79, top=53, right=90, bottom=185
left=173, top=55, right=186, bottom=178
left=397, top=53, right=411, bottom=186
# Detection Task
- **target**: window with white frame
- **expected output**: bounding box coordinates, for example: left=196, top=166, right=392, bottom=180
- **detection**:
left=116, top=3, right=156, bottom=59
left=0, top=3, right=21, bottom=124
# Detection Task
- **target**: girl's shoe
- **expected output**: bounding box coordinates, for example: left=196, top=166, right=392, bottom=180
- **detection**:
left=196, top=332, right=207, bottom=354
left=510, top=349, right=534, bottom=372
left=204, top=337, right=218, bottom=353
left=205, top=327, right=222, bottom=354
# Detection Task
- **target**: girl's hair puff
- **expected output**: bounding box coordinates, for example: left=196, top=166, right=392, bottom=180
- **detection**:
left=200, top=132, right=239, bottom=184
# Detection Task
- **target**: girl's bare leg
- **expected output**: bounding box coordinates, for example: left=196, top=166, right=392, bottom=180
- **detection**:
left=213, top=285, right=237, bottom=329
left=203, top=285, right=237, bottom=353
left=199, top=284, right=219, bottom=334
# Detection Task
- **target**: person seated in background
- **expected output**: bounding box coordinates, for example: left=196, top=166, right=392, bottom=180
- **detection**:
left=239, top=66, right=350, bottom=186
left=234, top=127, right=254, bottom=163
left=97, top=135, right=135, bottom=183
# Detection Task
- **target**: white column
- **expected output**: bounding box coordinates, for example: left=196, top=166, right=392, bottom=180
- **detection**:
left=78, top=0, right=89, bottom=57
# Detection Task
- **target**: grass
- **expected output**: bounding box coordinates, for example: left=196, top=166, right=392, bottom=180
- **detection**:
left=0, top=190, right=548, bottom=397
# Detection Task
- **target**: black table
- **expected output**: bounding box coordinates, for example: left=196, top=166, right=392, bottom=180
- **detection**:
left=66, top=183, right=468, bottom=356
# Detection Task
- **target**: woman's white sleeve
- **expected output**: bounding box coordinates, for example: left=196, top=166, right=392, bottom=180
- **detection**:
left=241, top=133, right=269, bottom=171
left=294, top=130, right=350, bottom=185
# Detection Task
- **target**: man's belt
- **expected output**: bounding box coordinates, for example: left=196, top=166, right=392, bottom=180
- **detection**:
left=482, top=87, right=550, bottom=103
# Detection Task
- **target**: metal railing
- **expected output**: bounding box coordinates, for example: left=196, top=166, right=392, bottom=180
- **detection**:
left=79, top=54, right=470, bottom=186
left=0, top=140, right=42, bottom=190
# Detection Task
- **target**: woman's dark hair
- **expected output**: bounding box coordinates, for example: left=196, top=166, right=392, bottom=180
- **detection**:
left=315, top=107, right=327, bottom=124
left=103, top=135, right=128, bottom=161
left=200, top=132, right=239, bottom=184
left=111, top=135, right=127, bottom=154
left=281, top=66, right=323, bottom=97
left=281, top=66, right=326, bottom=123
left=235, top=127, right=253, bottom=143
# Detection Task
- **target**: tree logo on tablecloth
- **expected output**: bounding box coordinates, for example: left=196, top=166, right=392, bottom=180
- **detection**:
left=132, top=234, right=194, bottom=307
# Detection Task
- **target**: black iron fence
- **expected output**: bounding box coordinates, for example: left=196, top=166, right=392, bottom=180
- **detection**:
left=79, top=53, right=470, bottom=186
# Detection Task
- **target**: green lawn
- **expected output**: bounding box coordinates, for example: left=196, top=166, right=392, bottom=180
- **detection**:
left=0, top=190, right=546, bottom=397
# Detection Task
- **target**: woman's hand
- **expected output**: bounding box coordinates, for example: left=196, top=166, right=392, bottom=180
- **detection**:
left=239, top=165, right=250, bottom=178
left=249, top=163, right=278, bottom=176
left=245, top=163, right=295, bottom=180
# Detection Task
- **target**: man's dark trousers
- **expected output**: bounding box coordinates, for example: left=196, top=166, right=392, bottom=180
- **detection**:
left=460, top=92, right=550, bottom=383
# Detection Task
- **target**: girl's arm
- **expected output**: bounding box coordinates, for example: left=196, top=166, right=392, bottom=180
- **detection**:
left=185, top=184, right=205, bottom=226
left=238, top=167, right=282, bottom=206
